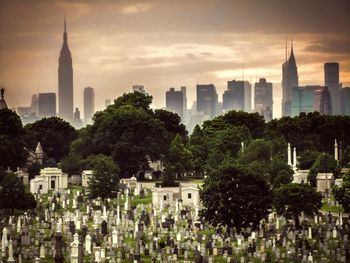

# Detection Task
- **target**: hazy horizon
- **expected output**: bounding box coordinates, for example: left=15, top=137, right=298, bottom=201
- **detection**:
left=1, top=0, right=350, bottom=119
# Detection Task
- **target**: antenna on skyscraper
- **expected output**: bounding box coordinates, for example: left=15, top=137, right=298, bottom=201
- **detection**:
left=64, top=15, right=67, bottom=33
left=285, top=37, right=288, bottom=62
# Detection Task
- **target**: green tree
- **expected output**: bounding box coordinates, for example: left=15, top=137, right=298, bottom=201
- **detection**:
left=238, top=139, right=293, bottom=188
left=308, top=153, right=339, bottom=187
left=206, top=126, right=250, bottom=169
left=298, top=150, right=321, bottom=170
left=154, top=109, right=187, bottom=140
left=88, top=155, right=120, bottom=201
left=332, top=172, right=350, bottom=212
left=162, top=167, right=177, bottom=187
left=91, top=105, right=167, bottom=177
left=60, top=153, right=83, bottom=175
left=220, top=110, right=265, bottom=138
left=189, top=125, right=207, bottom=177
left=200, top=164, right=272, bottom=231
left=163, top=134, right=192, bottom=181
left=273, top=183, right=322, bottom=229
left=266, top=112, right=350, bottom=154
left=269, top=157, right=294, bottom=188
left=113, top=91, right=153, bottom=114
left=0, top=173, right=36, bottom=215
left=0, top=109, right=27, bottom=170
left=24, top=117, right=77, bottom=162
left=340, top=146, right=350, bottom=168
left=27, top=162, right=42, bottom=180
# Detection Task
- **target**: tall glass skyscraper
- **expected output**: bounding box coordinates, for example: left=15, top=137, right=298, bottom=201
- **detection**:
left=324, top=62, right=340, bottom=115
left=58, top=17, right=73, bottom=122
left=282, top=42, right=299, bottom=117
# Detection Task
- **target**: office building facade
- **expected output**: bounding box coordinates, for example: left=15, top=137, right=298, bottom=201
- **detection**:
left=223, top=80, right=251, bottom=113
left=84, top=87, right=95, bottom=125
left=196, top=84, right=218, bottom=119
left=166, top=87, right=184, bottom=121
left=38, top=93, right=56, bottom=117
left=254, top=78, right=273, bottom=121
left=324, top=62, right=340, bottom=115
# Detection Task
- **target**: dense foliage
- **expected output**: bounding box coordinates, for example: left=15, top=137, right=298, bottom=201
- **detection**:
left=88, top=155, right=120, bottom=201
left=273, top=183, right=322, bottom=229
left=24, top=117, right=77, bottom=162
left=200, top=164, right=273, bottom=231
left=308, top=153, right=339, bottom=187
left=266, top=112, right=350, bottom=153
left=332, top=172, right=350, bottom=212
left=69, top=92, right=186, bottom=178
left=0, top=109, right=27, bottom=169
left=0, top=169, right=37, bottom=215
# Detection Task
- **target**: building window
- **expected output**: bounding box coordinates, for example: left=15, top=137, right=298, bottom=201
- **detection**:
left=39, top=185, right=42, bottom=190
left=188, top=193, right=192, bottom=199
left=163, top=195, right=167, bottom=201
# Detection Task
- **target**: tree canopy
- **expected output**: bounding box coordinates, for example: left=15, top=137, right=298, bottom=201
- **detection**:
left=332, top=172, right=350, bottom=212
left=273, top=183, right=322, bottom=229
left=200, top=164, right=272, bottom=231
left=0, top=171, right=36, bottom=215
left=163, top=134, right=192, bottom=185
left=88, top=155, right=120, bottom=201
left=70, top=92, right=186, bottom=177
left=24, top=116, right=77, bottom=162
left=266, top=112, right=350, bottom=153
left=0, top=109, right=27, bottom=170
left=308, top=153, right=339, bottom=187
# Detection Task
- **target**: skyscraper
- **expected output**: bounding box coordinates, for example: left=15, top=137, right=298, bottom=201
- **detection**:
left=292, top=85, right=331, bottom=116
left=84, top=87, right=95, bottom=125
left=282, top=41, right=299, bottom=117
left=38, top=93, right=56, bottom=117
left=324, top=62, right=340, bottom=115
left=181, top=86, right=187, bottom=123
left=291, top=86, right=315, bottom=116
left=254, top=78, right=273, bottom=121
left=196, top=84, right=218, bottom=119
left=132, top=85, right=146, bottom=94
left=58, top=17, right=73, bottom=122
left=314, top=86, right=332, bottom=115
left=30, top=94, right=39, bottom=116
left=73, top=107, right=83, bottom=128
left=223, top=80, right=251, bottom=113
left=340, top=87, right=350, bottom=116
left=166, top=87, right=184, bottom=121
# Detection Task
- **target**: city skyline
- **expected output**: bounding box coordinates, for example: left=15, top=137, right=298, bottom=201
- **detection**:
left=1, top=0, right=350, bottom=118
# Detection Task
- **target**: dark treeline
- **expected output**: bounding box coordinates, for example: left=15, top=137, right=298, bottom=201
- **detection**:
left=1, top=92, right=350, bottom=225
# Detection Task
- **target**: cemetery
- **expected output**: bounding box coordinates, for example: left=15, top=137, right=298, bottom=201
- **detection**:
left=0, top=173, right=349, bottom=263
left=1, top=93, right=350, bottom=263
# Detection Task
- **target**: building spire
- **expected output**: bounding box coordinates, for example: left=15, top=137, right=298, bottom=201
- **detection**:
left=290, top=38, right=294, bottom=56
left=285, top=37, right=288, bottom=62
left=63, top=16, right=67, bottom=44
left=64, top=15, right=66, bottom=33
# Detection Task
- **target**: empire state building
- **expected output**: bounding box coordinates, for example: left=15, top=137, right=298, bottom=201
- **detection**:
left=282, top=41, right=298, bottom=117
left=58, top=17, right=73, bottom=121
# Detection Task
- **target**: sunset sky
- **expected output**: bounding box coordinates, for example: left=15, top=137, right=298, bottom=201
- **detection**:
left=1, top=0, right=349, bottom=118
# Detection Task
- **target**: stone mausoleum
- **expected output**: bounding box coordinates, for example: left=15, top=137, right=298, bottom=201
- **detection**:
left=30, top=167, right=68, bottom=194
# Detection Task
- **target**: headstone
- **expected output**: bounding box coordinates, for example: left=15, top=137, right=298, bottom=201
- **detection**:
left=7, top=239, right=15, bottom=262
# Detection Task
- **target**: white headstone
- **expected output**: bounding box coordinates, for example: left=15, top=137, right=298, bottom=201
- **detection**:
left=7, top=239, right=15, bottom=262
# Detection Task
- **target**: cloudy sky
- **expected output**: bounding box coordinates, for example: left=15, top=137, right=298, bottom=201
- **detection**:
left=1, top=0, right=350, bottom=118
